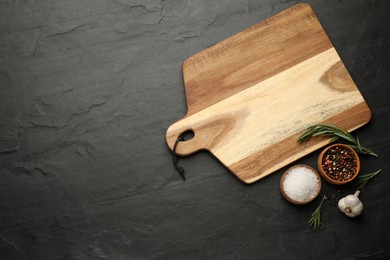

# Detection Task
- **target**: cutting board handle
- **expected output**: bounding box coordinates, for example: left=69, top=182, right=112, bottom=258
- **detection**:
left=166, top=111, right=242, bottom=156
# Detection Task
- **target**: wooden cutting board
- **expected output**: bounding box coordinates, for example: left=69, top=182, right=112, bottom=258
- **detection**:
left=166, top=3, right=371, bottom=184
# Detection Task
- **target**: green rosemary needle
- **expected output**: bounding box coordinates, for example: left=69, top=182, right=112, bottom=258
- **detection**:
left=355, top=169, right=382, bottom=191
left=297, top=124, right=378, bottom=157
left=308, top=195, right=326, bottom=230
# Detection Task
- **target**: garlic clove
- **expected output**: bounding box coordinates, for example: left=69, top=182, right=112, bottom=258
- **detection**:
left=343, top=195, right=361, bottom=207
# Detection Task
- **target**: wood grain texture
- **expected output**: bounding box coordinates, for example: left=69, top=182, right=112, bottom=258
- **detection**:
left=182, top=3, right=332, bottom=115
left=166, top=3, right=371, bottom=184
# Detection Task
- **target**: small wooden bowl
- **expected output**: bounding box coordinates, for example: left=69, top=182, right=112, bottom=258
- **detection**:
left=317, top=144, right=360, bottom=185
left=280, top=164, right=322, bottom=205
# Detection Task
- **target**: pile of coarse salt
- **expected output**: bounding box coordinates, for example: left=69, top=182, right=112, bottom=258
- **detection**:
left=283, top=166, right=320, bottom=203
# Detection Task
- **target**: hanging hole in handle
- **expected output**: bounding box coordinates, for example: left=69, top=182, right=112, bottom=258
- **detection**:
left=179, top=129, right=194, bottom=141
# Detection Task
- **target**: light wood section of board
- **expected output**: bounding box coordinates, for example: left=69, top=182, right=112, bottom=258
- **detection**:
left=166, top=47, right=370, bottom=183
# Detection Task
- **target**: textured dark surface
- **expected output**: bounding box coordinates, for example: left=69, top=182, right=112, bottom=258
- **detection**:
left=1, top=0, right=389, bottom=259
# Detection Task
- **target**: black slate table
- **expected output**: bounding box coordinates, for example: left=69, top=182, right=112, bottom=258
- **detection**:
left=1, top=1, right=389, bottom=259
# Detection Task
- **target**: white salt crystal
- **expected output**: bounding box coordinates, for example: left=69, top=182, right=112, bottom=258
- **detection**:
left=283, top=166, right=319, bottom=202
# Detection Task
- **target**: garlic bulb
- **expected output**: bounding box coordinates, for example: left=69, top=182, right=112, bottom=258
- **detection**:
left=338, top=190, right=363, bottom=217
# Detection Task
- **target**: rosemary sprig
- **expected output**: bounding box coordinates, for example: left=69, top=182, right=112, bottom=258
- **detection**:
left=308, top=195, right=326, bottom=230
left=355, top=169, right=382, bottom=191
left=297, top=124, right=378, bottom=157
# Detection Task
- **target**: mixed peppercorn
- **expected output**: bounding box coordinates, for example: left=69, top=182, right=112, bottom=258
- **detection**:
left=322, top=146, right=357, bottom=181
